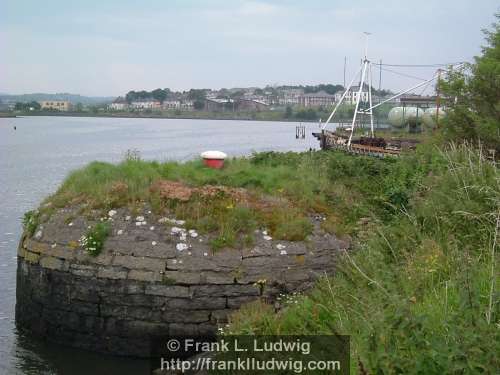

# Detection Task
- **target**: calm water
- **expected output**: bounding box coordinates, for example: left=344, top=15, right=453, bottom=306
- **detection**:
left=0, top=116, right=319, bottom=374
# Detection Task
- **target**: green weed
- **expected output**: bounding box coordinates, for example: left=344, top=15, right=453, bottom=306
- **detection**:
left=79, top=222, right=110, bottom=256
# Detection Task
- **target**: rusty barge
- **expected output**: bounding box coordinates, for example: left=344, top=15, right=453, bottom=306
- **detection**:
left=312, top=130, right=419, bottom=157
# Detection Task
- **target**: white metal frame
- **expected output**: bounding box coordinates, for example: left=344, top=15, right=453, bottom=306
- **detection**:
left=321, top=33, right=463, bottom=146
left=321, top=32, right=376, bottom=146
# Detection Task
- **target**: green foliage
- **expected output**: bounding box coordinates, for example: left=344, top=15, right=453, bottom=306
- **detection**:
left=187, top=89, right=208, bottom=101
left=272, top=214, right=313, bottom=241
left=22, top=210, right=39, bottom=236
left=193, top=100, right=205, bottom=110
left=294, top=108, right=318, bottom=120
left=303, top=83, right=344, bottom=95
left=228, top=144, right=500, bottom=373
left=151, top=88, right=170, bottom=103
left=80, top=222, right=110, bottom=256
left=172, top=194, right=259, bottom=251
left=439, top=13, right=500, bottom=153
left=125, top=88, right=171, bottom=104
left=50, top=148, right=439, bottom=243
left=14, top=101, right=41, bottom=111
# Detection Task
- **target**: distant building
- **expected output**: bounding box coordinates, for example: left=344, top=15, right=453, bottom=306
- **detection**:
left=180, top=101, right=194, bottom=111
left=298, top=91, right=336, bottom=107
left=278, top=89, right=303, bottom=105
left=205, top=98, right=233, bottom=111
left=39, top=100, right=71, bottom=111
left=162, top=100, right=181, bottom=110
left=399, top=95, right=436, bottom=107
left=336, top=83, right=370, bottom=105
left=237, top=99, right=269, bottom=111
left=109, top=97, right=129, bottom=111
left=130, top=100, right=161, bottom=110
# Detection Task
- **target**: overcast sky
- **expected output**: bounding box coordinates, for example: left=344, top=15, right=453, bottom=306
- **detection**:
left=1, top=0, right=498, bottom=96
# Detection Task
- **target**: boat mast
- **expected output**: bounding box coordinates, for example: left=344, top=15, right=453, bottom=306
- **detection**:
left=347, top=32, right=372, bottom=146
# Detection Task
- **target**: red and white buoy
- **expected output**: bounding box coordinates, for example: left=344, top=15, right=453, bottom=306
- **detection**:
left=200, top=150, right=227, bottom=169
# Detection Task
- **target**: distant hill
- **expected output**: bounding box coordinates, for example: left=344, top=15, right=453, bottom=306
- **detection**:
left=0, top=93, right=115, bottom=105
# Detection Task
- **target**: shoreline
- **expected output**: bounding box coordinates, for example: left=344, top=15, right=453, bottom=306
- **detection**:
left=5, top=111, right=366, bottom=124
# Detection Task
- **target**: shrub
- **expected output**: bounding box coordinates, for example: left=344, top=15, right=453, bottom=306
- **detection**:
left=439, top=14, right=500, bottom=154
left=22, top=210, right=39, bottom=236
left=79, top=222, right=110, bottom=256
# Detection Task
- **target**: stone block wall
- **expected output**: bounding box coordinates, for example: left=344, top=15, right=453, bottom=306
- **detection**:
left=16, top=208, right=346, bottom=356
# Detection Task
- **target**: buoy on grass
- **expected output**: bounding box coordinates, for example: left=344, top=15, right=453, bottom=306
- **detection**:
left=200, top=151, right=227, bottom=169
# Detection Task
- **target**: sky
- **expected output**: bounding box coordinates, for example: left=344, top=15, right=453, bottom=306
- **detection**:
left=1, top=0, right=498, bottom=97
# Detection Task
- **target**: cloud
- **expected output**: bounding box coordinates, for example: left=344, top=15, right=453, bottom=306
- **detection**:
left=239, top=1, right=278, bottom=16
left=1, top=0, right=498, bottom=95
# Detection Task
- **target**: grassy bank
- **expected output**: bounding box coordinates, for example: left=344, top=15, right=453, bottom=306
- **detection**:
left=38, top=143, right=436, bottom=252
left=29, top=140, right=499, bottom=372
left=29, top=142, right=499, bottom=372
left=226, top=144, right=499, bottom=373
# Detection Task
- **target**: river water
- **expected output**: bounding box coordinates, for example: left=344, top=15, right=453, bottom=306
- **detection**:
left=0, top=116, right=320, bottom=374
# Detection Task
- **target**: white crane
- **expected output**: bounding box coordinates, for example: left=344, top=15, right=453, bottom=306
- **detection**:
left=321, top=34, right=464, bottom=147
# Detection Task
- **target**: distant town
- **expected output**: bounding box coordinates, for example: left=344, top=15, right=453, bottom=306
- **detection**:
left=0, top=83, right=434, bottom=121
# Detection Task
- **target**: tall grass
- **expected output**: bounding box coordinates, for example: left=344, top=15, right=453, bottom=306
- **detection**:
left=46, top=147, right=453, bottom=252
left=227, top=144, right=499, bottom=373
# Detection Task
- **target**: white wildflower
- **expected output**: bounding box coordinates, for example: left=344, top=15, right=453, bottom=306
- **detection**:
left=176, top=243, right=188, bottom=251
left=171, top=227, right=184, bottom=234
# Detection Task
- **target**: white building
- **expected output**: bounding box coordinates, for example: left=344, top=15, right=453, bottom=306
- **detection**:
left=298, top=91, right=336, bottom=107
left=162, top=100, right=181, bottom=110
left=278, top=88, right=303, bottom=105
left=180, top=101, right=194, bottom=110
left=335, top=84, right=370, bottom=105
left=130, top=100, right=161, bottom=110
left=109, top=97, right=129, bottom=111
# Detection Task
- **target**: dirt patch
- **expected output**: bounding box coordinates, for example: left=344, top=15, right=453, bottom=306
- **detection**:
left=150, top=181, right=194, bottom=202
left=150, top=180, right=250, bottom=202
left=150, top=180, right=287, bottom=210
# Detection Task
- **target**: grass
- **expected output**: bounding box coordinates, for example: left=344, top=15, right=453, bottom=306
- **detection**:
left=22, top=210, right=40, bottom=237
left=39, top=145, right=444, bottom=251
left=26, top=135, right=498, bottom=371
left=226, top=144, right=499, bottom=373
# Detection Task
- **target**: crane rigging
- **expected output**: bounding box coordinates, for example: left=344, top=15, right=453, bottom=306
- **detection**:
left=314, top=34, right=464, bottom=156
